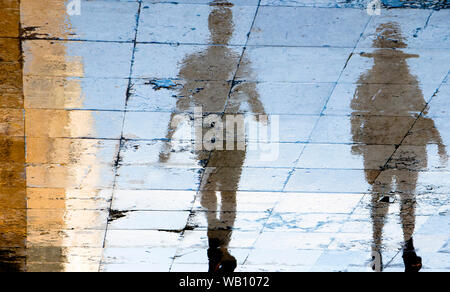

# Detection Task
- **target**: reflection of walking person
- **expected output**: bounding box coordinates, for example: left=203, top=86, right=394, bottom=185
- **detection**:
left=159, top=0, right=266, bottom=272
left=351, top=22, right=447, bottom=272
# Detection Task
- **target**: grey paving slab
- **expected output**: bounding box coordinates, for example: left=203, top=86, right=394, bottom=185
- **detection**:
left=144, top=0, right=260, bottom=5
left=132, top=43, right=243, bottom=80
left=228, top=82, right=334, bottom=115
left=24, top=77, right=129, bottom=111
left=323, top=82, right=441, bottom=116
left=340, top=48, right=450, bottom=85
left=248, top=6, right=370, bottom=47
left=310, top=115, right=415, bottom=144
left=112, top=190, right=196, bottom=211
left=297, top=144, right=394, bottom=169
left=138, top=3, right=257, bottom=45
left=25, top=109, right=125, bottom=139
left=23, top=40, right=134, bottom=78
left=20, top=0, right=139, bottom=41
left=107, top=210, right=191, bottom=230
left=235, top=47, right=354, bottom=82
left=426, top=84, right=450, bottom=117
left=357, top=9, right=450, bottom=49
left=115, top=165, right=202, bottom=190
left=260, top=0, right=371, bottom=7
left=285, top=169, right=374, bottom=193
left=0, top=0, right=448, bottom=272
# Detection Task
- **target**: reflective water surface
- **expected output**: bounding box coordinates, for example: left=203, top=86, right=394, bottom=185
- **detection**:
left=0, top=0, right=449, bottom=272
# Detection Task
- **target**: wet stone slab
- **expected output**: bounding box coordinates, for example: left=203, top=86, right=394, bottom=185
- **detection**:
left=248, top=6, right=370, bottom=47
left=25, top=110, right=124, bottom=139
left=235, top=47, right=353, bottom=82
left=127, top=79, right=232, bottom=113
left=285, top=169, right=377, bottom=193
left=144, top=0, right=260, bottom=5
left=340, top=48, right=449, bottom=85
left=323, top=82, right=441, bottom=116
left=22, top=40, right=134, bottom=78
left=116, top=165, right=202, bottom=190
left=132, top=43, right=243, bottom=80
left=138, top=3, right=258, bottom=45
left=107, top=210, right=191, bottom=230
left=260, top=0, right=372, bottom=8
left=24, top=77, right=128, bottom=111
left=297, top=144, right=395, bottom=170
left=0, top=0, right=449, bottom=272
left=357, top=9, right=450, bottom=49
left=112, top=190, right=197, bottom=211
left=426, top=83, right=450, bottom=117
left=20, top=0, right=139, bottom=41
left=227, top=82, right=334, bottom=115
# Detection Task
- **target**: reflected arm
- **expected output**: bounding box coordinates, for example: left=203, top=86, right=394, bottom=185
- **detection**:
left=238, top=82, right=266, bottom=117
left=433, top=128, right=448, bottom=167
left=424, top=118, right=448, bottom=167
left=159, top=96, right=189, bottom=163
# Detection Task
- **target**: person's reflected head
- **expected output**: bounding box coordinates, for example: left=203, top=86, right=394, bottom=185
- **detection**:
left=209, top=1, right=234, bottom=44
left=373, top=22, right=407, bottom=49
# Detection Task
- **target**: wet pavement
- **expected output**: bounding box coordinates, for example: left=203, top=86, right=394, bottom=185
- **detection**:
left=0, top=0, right=449, bottom=272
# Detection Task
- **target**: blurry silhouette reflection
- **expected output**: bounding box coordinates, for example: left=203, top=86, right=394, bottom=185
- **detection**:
left=159, top=0, right=265, bottom=272
left=351, top=22, right=447, bottom=272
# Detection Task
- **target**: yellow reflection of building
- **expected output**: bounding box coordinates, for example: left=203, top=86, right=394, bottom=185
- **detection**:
left=0, top=0, right=107, bottom=272
left=22, top=1, right=107, bottom=272
left=0, top=0, right=27, bottom=272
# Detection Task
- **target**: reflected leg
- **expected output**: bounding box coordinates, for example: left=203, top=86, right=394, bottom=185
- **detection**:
left=200, top=190, right=237, bottom=272
left=395, top=171, right=422, bottom=272
left=396, top=171, right=418, bottom=242
left=370, top=171, right=392, bottom=272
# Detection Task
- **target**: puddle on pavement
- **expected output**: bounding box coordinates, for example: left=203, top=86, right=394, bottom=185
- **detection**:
left=0, top=0, right=448, bottom=272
